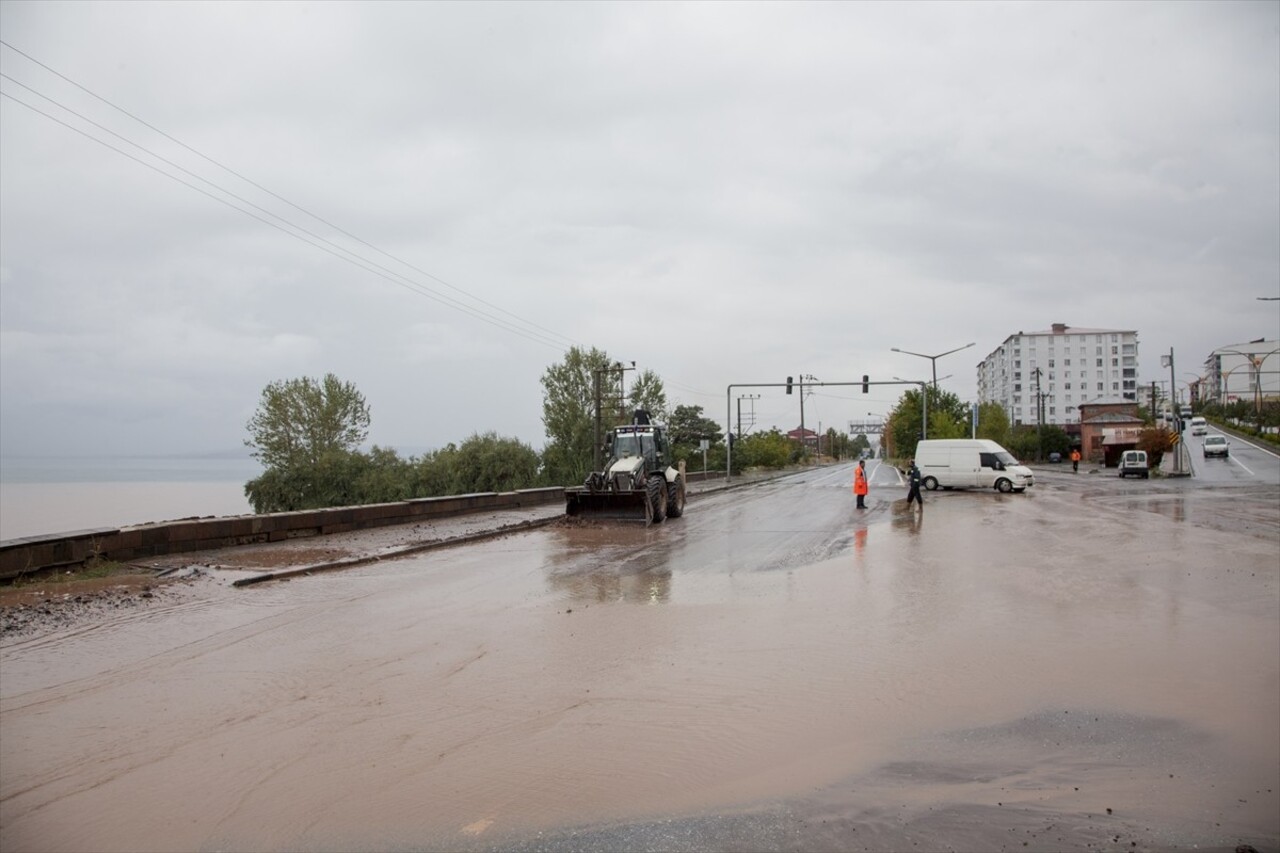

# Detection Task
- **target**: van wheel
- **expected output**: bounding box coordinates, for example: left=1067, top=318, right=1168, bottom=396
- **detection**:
left=996, top=478, right=1013, bottom=493
left=922, top=476, right=938, bottom=491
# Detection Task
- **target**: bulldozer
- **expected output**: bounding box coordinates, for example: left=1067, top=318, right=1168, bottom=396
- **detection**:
left=564, top=410, right=686, bottom=523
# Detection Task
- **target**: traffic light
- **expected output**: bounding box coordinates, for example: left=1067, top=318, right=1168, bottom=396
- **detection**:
left=862, top=374, right=869, bottom=393
left=786, top=376, right=793, bottom=394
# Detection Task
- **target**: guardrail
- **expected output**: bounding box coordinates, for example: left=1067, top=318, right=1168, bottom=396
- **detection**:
left=0, top=487, right=565, bottom=581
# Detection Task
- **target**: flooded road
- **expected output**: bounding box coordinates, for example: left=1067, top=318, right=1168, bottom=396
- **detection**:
left=2, top=465, right=1277, bottom=852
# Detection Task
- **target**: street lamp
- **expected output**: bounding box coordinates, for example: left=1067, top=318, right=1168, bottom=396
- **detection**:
left=1212, top=348, right=1280, bottom=417
left=893, top=376, right=929, bottom=439
left=891, top=342, right=975, bottom=389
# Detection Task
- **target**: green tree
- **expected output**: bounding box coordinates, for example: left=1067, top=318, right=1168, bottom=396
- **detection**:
left=738, top=429, right=793, bottom=469
left=884, top=385, right=969, bottom=460
left=243, top=374, right=374, bottom=513
left=449, top=432, right=541, bottom=493
left=540, top=346, right=614, bottom=486
left=245, top=374, right=371, bottom=469
left=628, top=369, right=668, bottom=423
left=976, top=402, right=1011, bottom=446
left=670, top=402, right=721, bottom=455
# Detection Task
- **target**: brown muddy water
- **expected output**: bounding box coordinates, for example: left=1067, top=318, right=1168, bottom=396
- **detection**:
left=1, top=465, right=1277, bottom=852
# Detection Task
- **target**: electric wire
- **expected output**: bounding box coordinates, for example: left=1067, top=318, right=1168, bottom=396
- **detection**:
left=0, top=73, right=578, bottom=351
left=0, top=39, right=578, bottom=352
left=0, top=41, right=733, bottom=404
left=0, top=90, right=579, bottom=352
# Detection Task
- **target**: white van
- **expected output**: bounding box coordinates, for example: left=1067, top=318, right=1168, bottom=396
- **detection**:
left=913, top=439, right=1035, bottom=493
left=1189, top=416, right=1207, bottom=436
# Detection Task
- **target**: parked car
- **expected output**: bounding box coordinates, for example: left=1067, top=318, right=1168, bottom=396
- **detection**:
left=1048, top=451, right=1062, bottom=463
left=1203, top=435, right=1230, bottom=458
left=1118, top=449, right=1149, bottom=478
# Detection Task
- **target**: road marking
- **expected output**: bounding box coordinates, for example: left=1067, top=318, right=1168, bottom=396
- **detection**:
left=1229, top=455, right=1256, bottom=476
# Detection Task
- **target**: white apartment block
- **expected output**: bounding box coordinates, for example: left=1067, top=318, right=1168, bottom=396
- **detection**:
left=977, top=323, right=1140, bottom=427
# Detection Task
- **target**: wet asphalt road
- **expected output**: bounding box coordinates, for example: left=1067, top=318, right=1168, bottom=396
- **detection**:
left=1, top=462, right=1277, bottom=852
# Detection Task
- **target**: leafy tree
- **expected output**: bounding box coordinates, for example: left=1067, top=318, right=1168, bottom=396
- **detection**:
left=449, top=432, right=541, bottom=493
left=540, top=346, right=615, bottom=486
left=354, top=445, right=414, bottom=504
left=737, top=429, right=793, bottom=469
left=670, top=404, right=721, bottom=455
left=1004, top=425, right=1039, bottom=461
left=628, top=369, right=668, bottom=423
left=884, top=385, right=969, bottom=460
left=245, top=374, right=370, bottom=469
left=976, top=402, right=1011, bottom=446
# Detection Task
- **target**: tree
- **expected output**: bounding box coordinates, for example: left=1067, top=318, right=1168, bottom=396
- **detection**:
left=975, top=402, right=1011, bottom=446
left=667, top=404, right=723, bottom=459
left=449, top=432, right=541, bottom=493
left=243, top=374, right=374, bottom=513
left=628, top=369, right=668, bottom=423
left=245, top=374, right=370, bottom=469
left=883, top=385, right=969, bottom=460
left=540, top=346, right=614, bottom=487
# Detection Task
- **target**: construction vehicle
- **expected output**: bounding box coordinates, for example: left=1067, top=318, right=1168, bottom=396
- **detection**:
left=565, top=410, right=686, bottom=523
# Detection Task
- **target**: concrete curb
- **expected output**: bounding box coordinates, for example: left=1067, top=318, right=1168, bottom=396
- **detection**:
left=232, top=514, right=563, bottom=587
left=229, top=469, right=814, bottom=587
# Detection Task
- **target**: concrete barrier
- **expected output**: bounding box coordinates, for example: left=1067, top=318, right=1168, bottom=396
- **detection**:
left=0, top=487, right=565, bottom=581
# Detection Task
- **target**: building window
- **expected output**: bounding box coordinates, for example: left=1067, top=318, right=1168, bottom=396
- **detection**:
left=1096, top=346, right=1103, bottom=355
left=1111, top=334, right=1118, bottom=342
left=1049, top=407, right=1056, bottom=415
left=1097, top=383, right=1104, bottom=391
left=1112, top=382, right=1119, bottom=391
left=1111, top=358, right=1118, bottom=367
left=1064, top=358, right=1071, bottom=366
left=1096, top=359, right=1103, bottom=367
left=1048, top=359, right=1055, bottom=368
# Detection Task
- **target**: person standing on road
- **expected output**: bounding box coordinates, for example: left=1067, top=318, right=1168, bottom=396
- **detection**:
left=853, top=459, right=869, bottom=509
left=905, top=457, right=923, bottom=509
left=1070, top=448, right=1081, bottom=473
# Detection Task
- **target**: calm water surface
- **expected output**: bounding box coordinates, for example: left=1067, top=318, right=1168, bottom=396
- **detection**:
left=0, top=455, right=261, bottom=540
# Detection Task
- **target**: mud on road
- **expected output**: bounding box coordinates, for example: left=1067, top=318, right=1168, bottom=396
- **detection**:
left=1, top=466, right=1277, bottom=853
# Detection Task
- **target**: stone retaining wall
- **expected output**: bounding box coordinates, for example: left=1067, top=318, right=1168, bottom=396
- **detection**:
left=0, top=487, right=565, bottom=581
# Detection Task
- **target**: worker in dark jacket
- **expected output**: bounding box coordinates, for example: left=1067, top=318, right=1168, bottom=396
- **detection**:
left=905, top=458, right=923, bottom=509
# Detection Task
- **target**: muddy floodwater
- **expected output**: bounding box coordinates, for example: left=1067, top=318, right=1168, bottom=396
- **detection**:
left=2, top=464, right=1277, bottom=852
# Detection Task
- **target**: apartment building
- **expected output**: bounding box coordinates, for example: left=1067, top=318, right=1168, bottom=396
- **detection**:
left=1201, top=339, right=1280, bottom=406
left=976, top=323, right=1140, bottom=428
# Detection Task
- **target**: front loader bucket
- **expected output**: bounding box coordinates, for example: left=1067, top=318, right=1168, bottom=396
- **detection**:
left=565, top=489, right=651, bottom=522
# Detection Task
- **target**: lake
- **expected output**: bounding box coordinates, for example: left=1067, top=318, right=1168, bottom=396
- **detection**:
left=0, top=455, right=262, bottom=541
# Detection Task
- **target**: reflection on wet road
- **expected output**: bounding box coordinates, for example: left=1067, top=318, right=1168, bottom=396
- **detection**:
left=1, top=464, right=1277, bottom=852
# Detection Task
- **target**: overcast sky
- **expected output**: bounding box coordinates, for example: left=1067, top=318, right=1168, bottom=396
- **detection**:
left=2, top=0, right=1277, bottom=460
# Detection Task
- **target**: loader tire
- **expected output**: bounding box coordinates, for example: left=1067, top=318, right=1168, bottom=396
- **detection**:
left=646, top=477, right=666, bottom=525
left=666, top=477, right=685, bottom=518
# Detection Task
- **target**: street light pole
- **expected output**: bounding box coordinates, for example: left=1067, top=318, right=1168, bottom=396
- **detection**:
left=891, top=342, right=975, bottom=388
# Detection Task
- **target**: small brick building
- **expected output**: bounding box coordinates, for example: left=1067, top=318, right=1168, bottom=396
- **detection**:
left=1078, top=400, right=1144, bottom=467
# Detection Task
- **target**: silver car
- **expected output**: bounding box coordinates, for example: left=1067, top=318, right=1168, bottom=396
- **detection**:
left=1203, top=435, right=1230, bottom=458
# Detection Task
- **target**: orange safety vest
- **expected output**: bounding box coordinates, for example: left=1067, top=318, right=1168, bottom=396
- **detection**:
left=853, top=466, right=868, bottom=496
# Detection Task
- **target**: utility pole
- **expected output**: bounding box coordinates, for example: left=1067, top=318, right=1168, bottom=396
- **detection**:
left=737, top=394, right=759, bottom=439
left=592, top=361, right=634, bottom=471
left=1034, top=367, right=1044, bottom=461
left=1161, top=349, right=1181, bottom=474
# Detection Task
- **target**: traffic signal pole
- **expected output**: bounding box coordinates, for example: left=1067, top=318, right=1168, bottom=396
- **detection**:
left=725, top=378, right=925, bottom=481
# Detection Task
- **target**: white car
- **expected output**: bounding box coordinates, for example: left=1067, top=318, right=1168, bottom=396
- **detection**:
left=1203, top=435, right=1229, bottom=458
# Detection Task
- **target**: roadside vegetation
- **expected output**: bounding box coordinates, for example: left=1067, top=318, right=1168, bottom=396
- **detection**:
left=243, top=359, right=1280, bottom=514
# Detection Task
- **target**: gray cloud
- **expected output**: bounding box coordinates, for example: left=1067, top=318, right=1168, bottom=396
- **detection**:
left=1, top=1, right=1276, bottom=458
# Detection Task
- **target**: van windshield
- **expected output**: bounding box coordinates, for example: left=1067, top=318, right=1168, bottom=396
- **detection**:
left=994, top=451, right=1018, bottom=466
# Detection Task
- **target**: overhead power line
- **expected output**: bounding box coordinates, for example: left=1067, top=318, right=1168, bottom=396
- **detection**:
left=0, top=39, right=579, bottom=352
